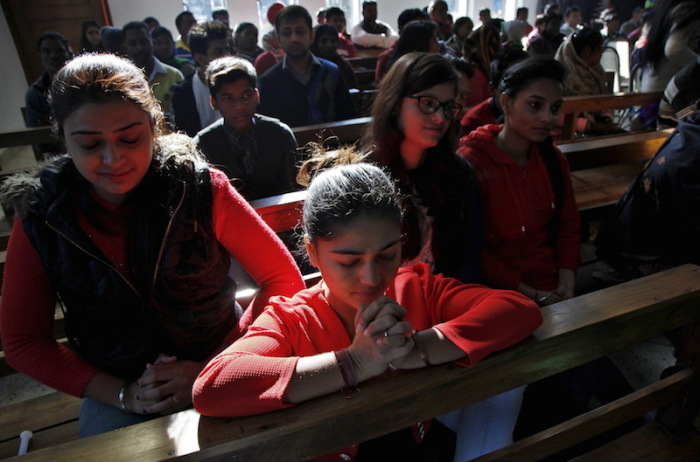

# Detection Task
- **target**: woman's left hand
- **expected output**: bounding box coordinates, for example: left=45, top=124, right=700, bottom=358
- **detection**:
left=135, top=353, right=205, bottom=415
left=554, top=268, right=576, bottom=301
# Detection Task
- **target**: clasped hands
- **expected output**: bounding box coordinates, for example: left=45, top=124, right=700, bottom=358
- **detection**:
left=123, top=353, right=204, bottom=415
left=346, top=296, right=416, bottom=379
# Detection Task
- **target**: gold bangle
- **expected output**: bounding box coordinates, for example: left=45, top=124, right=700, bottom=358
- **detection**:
left=412, top=330, right=431, bottom=366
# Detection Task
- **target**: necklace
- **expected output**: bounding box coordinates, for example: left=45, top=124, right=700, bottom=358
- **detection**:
left=495, top=132, right=529, bottom=166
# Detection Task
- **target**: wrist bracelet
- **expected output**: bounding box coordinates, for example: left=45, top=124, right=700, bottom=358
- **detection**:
left=118, top=381, right=130, bottom=412
left=537, top=290, right=555, bottom=304
left=412, top=330, right=431, bottom=366
left=334, top=349, right=360, bottom=398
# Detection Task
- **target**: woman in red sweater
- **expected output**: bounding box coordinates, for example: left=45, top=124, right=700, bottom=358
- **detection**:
left=193, top=155, right=542, bottom=461
left=0, top=54, right=304, bottom=436
left=457, top=56, right=581, bottom=305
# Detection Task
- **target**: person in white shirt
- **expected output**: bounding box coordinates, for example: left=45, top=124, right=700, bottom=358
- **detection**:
left=171, top=21, right=232, bottom=136
left=350, top=1, right=397, bottom=49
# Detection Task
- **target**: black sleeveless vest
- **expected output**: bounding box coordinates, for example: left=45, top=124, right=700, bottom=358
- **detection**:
left=22, top=153, right=237, bottom=380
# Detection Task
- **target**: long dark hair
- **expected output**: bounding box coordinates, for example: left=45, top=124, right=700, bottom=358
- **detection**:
left=468, top=24, right=501, bottom=79
left=80, top=19, right=104, bottom=53
left=363, top=52, right=475, bottom=277
left=500, top=56, right=567, bottom=243
left=388, top=20, right=437, bottom=69
left=638, top=0, right=700, bottom=73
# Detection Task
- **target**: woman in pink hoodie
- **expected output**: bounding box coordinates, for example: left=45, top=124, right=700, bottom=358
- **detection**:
left=457, top=56, right=580, bottom=306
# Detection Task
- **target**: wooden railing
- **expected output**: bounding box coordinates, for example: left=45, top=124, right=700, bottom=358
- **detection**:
left=2, top=264, right=699, bottom=460
left=558, top=91, right=663, bottom=141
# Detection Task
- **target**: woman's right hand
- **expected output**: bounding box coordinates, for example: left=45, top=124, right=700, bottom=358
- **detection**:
left=347, top=296, right=414, bottom=380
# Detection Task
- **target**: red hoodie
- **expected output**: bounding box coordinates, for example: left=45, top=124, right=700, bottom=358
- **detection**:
left=457, top=124, right=581, bottom=290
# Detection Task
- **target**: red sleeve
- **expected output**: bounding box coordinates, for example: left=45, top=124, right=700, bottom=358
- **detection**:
left=394, top=264, right=542, bottom=367
left=192, top=306, right=300, bottom=417
left=210, top=169, right=305, bottom=322
left=0, top=218, right=99, bottom=397
left=554, top=150, right=581, bottom=272
left=457, top=144, right=524, bottom=290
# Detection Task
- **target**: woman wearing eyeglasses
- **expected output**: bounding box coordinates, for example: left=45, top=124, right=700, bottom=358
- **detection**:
left=363, top=52, right=483, bottom=285
left=363, top=53, right=530, bottom=461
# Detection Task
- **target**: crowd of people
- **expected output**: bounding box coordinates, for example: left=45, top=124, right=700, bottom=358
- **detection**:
left=4, top=0, right=700, bottom=460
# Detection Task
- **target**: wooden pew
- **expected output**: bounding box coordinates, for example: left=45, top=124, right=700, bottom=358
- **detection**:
left=559, top=129, right=672, bottom=225
left=0, top=128, right=674, bottom=378
left=558, top=91, right=663, bottom=141
left=286, top=91, right=665, bottom=150
left=3, top=264, right=699, bottom=460
left=346, top=56, right=378, bottom=71
left=0, top=111, right=679, bottom=458
left=292, top=116, right=371, bottom=148
left=0, top=126, right=54, bottom=150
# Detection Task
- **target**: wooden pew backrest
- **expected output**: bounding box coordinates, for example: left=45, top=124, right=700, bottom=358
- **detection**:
left=5, top=264, right=699, bottom=461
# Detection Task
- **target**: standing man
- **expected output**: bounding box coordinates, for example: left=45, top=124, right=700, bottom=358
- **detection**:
left=171, top=21, right=231, bottom=136
left=350, top=1, right=397, bottom=49
left=195, top=56, right=299, bottom=200
left=212, top=9, right=229, bottom=26
left=122, top=21, right=183, bottom=118
left=517, top=7, right=533, bottom=36
left=258, top=5, right=356, bottom=127
left=175, top=11, right=197, bottom=64
left=25, top=32, right=72, bottom=159
left=560, top=7, right=582, bottom=37
left=478, top=8, right=492, bottom=28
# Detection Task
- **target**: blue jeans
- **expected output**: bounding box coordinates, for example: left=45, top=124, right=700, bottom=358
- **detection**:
left=437, top=386, right=525, bottom=462
left=79, top=398, right=157, bottom=437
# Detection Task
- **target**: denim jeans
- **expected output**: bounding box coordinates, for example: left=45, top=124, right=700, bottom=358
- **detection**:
left=79, top=398, right=157, bottom=437
left=437, top=386, right=525, bottom=461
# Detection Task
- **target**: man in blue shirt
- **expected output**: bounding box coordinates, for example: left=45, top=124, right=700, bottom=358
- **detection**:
left=258, top=5, right=357, bottom=127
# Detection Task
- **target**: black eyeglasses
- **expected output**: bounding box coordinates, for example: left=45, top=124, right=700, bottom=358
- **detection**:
left=405, top=95, right=463, bottom=120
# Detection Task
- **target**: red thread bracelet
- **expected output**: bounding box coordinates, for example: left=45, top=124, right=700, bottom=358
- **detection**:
left=334, top=349, right=360, bottom=398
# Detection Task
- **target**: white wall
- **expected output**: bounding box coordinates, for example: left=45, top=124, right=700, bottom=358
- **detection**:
left=109, top=0, right=190, bottom=30
left=376, top=0, right=540, bottom=31
left=0, top=7, right=29, bottom=132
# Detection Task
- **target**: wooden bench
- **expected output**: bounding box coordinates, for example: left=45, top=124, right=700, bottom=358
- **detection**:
left=292, top=116, right=371, bottom=148
left=558, top=91, right=663, bottom=141
left=0, top=128, right=674, bottom=378
left=2, top=264, right=698, bottom=460
left=0, top=126, right=54, bottom=151
left=560, top=128, right=673, bottom=220
left=0, top=106, right=680, bottom=458
left=287, top=91, right=666, bottom=149
left=346, top=56, right=378, bottom=71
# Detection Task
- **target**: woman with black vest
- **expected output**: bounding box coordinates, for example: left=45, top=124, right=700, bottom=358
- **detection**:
left=0, top=54, right=304, bottom=437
